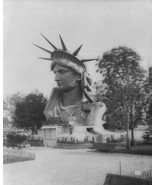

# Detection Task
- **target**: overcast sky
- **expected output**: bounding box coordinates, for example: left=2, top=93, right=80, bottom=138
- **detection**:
left=3, top=0, right=152, bottom=98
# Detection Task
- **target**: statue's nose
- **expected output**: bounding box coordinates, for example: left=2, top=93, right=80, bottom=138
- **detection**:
left=55, top=73, right=60, bottom=81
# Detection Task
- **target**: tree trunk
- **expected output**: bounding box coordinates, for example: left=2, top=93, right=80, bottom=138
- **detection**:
left=131, top=127, right=135, bottom=146
left=127, top=113, right=131, bottom=150
left=32, top=127, right=35, bottom=135
left=130, top=99, right=135, bottom=146
left=122, top=93, right=130, bottom=150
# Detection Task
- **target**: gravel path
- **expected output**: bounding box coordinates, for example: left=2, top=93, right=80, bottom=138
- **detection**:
left=3, top=147, right=152, bottom=185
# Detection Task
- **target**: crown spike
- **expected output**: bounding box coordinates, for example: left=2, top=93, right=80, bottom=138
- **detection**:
left=81, top=59, right=97, bottom=62
left=73, top=44, right=83, bottom=56
left=38, top=57, right=52, bottom=61
left=59, top=34, right=67, bottom=51
left=40, top=33, right=57, bottom=50
left=33, top=44, right=53, bottom=54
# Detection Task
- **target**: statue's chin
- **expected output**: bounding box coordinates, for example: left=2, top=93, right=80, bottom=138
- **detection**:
left=57, top=85, right=78, bottom=92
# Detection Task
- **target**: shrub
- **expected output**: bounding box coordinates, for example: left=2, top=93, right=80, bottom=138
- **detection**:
left=142, top=131, right=152, bottom=144
left=3, top=148, right=35, bottom=164
left=6, top=132, right=28, bottom=147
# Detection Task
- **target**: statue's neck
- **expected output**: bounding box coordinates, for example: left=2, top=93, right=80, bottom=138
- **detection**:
left=62, top=85, right=83, bottom=106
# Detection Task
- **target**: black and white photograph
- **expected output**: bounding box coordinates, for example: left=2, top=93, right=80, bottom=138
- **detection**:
left=3, top=0, right=152, bottom=184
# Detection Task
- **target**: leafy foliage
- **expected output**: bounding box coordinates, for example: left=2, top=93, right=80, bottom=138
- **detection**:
left=96, top=46, right=148, bottom=146
left=142, top=74, right=152, bottom=126
left=3, top=117, right=11, bottom=129
left=13, top=91, right=47, bottom=133
left=3, top=92, right=25, bottom=129
left=6, top=132, right=28, bottom=147
left=142, top=131, right=152, bottom=143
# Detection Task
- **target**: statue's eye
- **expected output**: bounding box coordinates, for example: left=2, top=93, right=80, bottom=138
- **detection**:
left=59, top=70, right=69, bottom=74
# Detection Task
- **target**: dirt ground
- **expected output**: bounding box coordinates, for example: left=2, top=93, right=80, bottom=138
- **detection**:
left=3, top=147, right=152, bottom=185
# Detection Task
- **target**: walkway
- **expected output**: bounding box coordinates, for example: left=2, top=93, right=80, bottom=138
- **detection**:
left=3, top=147, right=152, bottom=185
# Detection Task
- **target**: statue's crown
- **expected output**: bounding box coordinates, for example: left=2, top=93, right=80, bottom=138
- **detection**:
left=33, top=34, right=97, bottom=73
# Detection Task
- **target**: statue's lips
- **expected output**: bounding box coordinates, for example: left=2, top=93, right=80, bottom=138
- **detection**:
left=57, top=82, right=62, bottom=87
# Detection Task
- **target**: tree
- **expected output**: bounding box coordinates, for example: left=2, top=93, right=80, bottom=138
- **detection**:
left=3, top=92, right=24, bottom=126
left=96, top=46, right=147, bottom=148
left=143, top=68, right=152, bottom=126
left=13, top=91, right=47, bottom=134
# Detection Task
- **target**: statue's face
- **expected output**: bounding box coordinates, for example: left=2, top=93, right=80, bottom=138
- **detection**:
left=53, top=64, right=80, bottom=91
